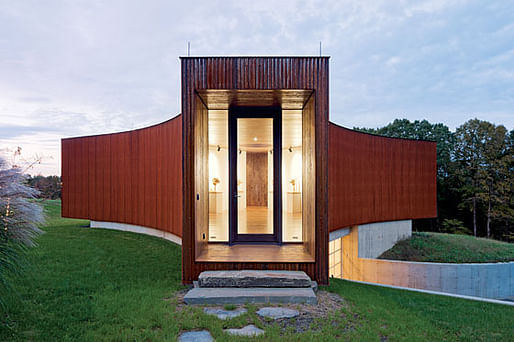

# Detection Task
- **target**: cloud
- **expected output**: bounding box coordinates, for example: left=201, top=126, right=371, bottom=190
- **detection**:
left=0, top=0, right=513, bottom=175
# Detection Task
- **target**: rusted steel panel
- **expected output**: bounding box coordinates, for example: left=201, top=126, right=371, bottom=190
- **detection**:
left=61, top=115, right=183, bottom=238
left=328, top=123, right=437, bottom=232
left=181, top=57, right=329, bottom=285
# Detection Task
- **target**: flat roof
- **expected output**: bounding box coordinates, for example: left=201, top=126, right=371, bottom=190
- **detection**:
left=180, top=55, right=330, bottom=59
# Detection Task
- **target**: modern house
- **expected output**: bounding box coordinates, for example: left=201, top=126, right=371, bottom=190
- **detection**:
left=61, top=56, right=437, bottom=286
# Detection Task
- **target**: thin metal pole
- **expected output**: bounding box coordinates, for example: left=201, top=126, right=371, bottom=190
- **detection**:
left=319, top=41, right=322, bottom=56
left=187, top=41, right=190, bottom=56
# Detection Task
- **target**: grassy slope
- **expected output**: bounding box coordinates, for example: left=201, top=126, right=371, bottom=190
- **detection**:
left=0, top=200, right=512, bottom=341
left=379, top=232, right=514, bottom=263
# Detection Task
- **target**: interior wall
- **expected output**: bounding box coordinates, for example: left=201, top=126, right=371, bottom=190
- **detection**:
left=238, top=151, right=247, bottom=209
left=282, top=109, right=303, bottom=242
left=208, top=146, right=228, bottom=210
left=246, top=152, right=268, bottom=206
left=302, top=95, right=316, bottom=255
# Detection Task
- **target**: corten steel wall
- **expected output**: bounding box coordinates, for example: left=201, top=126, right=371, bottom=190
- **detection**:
left=61, top=115, right=183, bottom=238
left=328, top=123, right=437, bottom=232
left=181, top=57, right=330, bottom=285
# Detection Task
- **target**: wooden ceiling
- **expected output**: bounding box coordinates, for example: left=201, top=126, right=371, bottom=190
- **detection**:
left=197, top=89, right=313, bottom=110
left=208, top=110, right=302, bottom=152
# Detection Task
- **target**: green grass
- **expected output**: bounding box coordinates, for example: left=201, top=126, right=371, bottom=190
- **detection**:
left=379, top=232, right=514, bottom=263
left=1, top=200, right=513, bottom=341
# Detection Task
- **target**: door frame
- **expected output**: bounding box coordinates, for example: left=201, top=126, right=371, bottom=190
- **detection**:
left=228, top=106, right=282, bottom=244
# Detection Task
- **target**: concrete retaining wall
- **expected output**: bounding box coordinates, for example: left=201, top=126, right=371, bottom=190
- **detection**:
left=357, top=220, right=412, bottom=258
left=90, top=221, right=182, bottom=245
left=334, top=225, right=514, bottom=300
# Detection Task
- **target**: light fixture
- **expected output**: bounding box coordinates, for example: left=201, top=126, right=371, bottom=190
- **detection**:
left=269, top=150, right=273, bottom=154
left=253, top=137, right=258, bottom=142
left=239, top=149, right=242, bottom=154
left=217, top=145, right=221, bottom=152
left=288, top=146, right=293, bottom=153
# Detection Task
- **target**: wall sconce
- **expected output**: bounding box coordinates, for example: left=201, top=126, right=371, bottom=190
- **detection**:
left=217, top=145, right=221, bottom=152
left=288, top=146, right=293, bottom=153
left=239, top=149, right=242, bottom=155
left=269, top=150, right=273, bottom=154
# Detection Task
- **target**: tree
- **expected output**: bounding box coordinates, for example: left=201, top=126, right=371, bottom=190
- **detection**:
left=453, top=119, right=512, bottom=238
left=0, top=156, right=44, bottom=307
left=453, top=119, right=488, bottom=236
left=479, top=124, right=510, bottom=238
left=27, top=175, right=62, bottom=199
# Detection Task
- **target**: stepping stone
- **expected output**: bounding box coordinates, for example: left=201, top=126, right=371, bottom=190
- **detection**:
left=204, top=307, right=247, bottom=319
left=178, top=330, right=213, bottom=342
left=184, top=287, right=317, bottom=305
left=199, top=270, right=312, bottom=288
left=225, top=324, right=264, bottom=336
left=257, top=307, right=299, bottom=319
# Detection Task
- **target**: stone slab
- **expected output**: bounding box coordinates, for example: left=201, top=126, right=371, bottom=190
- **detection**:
left=184, top=287, right=317, bottom=305
left=178, top=330, right=213, bottom=342
left=203, top=307, right=247, bottom=320
left=224, top=324, right=264, bottom=336
left=257, top=307, right=299, bottom=319
left=198, top=270, right=312, bottom=288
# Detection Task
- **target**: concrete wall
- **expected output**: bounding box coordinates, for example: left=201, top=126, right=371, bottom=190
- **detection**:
left=91, top=221, right=182, bottom=246
left=357, top=220, right=412, bottom=258
left=333, top=225, right=514, bottom=300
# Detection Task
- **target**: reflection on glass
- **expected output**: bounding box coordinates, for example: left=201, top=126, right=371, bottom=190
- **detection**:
left=282, top=110, right=303, bottom=242
left=208, top=110, right=229, bottom=241
left=237, top=118, right=273, bottom=234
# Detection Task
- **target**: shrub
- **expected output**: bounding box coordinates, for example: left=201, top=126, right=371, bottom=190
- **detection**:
left=0, top=156, right=44, bottom=307
left=441, top=219, right=472, bottom=235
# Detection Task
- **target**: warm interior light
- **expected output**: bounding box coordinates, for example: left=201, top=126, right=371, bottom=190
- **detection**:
left=253, top=137, right=258, bottom=142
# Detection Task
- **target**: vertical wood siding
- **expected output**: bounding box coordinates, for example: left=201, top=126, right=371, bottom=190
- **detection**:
left=61, top=115, right=183, bottom=238
left=328, top=123, right=437, bottom=232
left=62, top=57, right=437, bottom=287
left=181, top=57, right=330, bottom=284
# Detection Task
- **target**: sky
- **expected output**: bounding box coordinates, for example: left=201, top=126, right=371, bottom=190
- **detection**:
left=1, top=0, right=513, bottom=176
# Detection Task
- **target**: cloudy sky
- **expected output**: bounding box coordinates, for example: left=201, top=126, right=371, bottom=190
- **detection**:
left=1, top=0, right=513, bottom=175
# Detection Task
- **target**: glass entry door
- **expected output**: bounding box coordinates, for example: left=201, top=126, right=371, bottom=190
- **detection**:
left=229, top=107, right=282, bottom=244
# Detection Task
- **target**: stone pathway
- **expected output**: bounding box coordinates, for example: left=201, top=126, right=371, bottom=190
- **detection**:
left=257, top=307, right=299, bottom=319
left=176, top=291, right=347, bottom=339
left=204, top=307, right=247, bottom=320
left=178, top=330, right=213, bottom=342
left=224, top=324, right=265, bottom=336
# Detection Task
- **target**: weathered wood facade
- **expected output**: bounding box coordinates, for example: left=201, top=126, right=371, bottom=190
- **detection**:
left=181, top=57, right=329, bottom=284
left=61, top=116, right=182, bottom=237
left=328, top=123, right=437, bottom=231
left=61, top=56, right=437, bottom=287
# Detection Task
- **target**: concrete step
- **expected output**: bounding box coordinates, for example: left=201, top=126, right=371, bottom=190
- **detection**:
left=198, top=270, right=312, bottom=288
left=184, top=287, right=317, bottom=305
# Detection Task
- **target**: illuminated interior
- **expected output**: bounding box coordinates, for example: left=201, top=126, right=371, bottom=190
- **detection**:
left=208, top=109, right=303, bottom=242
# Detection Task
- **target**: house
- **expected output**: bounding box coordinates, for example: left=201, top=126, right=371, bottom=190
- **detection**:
left=61, top=56, right=437, bottom=286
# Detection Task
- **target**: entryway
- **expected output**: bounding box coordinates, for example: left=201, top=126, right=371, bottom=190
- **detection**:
left=229, top=106, right=282, bottom=243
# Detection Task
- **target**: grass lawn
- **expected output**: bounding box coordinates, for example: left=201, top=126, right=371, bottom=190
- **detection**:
left=379, top=232, right=514, bottom=263
left=0, top=200, right=512, bottom=341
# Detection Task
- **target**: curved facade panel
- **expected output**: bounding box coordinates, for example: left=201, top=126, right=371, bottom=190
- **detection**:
left=61, top=115, right=183, bottom=238
left=328, top=123, right=437, bottom=232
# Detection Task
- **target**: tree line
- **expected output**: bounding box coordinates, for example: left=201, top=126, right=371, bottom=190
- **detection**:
left=356, top=118, right=513, bottom=242
left=26, top=175, right=61, bottom=200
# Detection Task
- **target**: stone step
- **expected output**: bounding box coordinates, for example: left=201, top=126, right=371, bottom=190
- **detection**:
left=198, top=270, right=312, bottom=288
left=184, top=287, right=317, bottom=305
